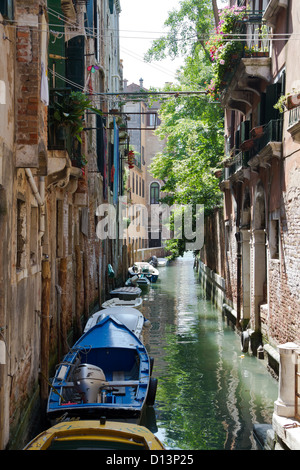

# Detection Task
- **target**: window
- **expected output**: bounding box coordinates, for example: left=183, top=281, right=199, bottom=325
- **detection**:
left=0, top=0, right=14, bottom=20
left=150, top=182, right=160, bottom=204
left=269, top=218, right=280, bottom=260
left=142, top=179, right=145, bottom=198
left=132, top=172, right=135, bottom=193
left=17, top=199, right=26, bottom=270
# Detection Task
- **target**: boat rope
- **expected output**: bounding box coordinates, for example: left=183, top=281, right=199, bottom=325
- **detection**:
left=40, top=372, right=65, bottom=402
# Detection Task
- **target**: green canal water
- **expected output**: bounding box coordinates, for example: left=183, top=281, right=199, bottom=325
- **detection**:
left=140, top=252, right=278, bottom=450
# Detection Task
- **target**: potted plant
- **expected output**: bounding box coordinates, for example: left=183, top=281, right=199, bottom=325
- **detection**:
left=274, top=89, right=300, bottom=113
left=251, top=125, right=264, bottom=139
left=52, top=90, right=102, bottom=143
left=205, top=5, right=247, bottom=96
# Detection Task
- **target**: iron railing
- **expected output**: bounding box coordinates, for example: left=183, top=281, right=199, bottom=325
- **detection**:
left=220, top=11, right=271, bottom=92
left=249, top=119, right=283, bottom=158
left=228, top=151, right=250, bottom=177
left=222, top=151, right=250, bottom=180
left=288, top=106, right=300, bottom=129
left=222, top=119, right=283, bottom=181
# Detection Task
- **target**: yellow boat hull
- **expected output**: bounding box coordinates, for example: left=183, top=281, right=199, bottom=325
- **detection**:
left=24, top=420, right=165, bottom=450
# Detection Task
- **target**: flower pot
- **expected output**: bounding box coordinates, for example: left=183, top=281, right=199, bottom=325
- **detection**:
left=286, top=94, right=300, bottom=110
left=251, top=126, right=264, bottom=139
left=240, top=139, right=254, bottom=151
left=214, top=169, right=223, bottom=178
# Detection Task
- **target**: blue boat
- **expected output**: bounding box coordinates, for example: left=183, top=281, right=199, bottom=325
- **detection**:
left=46, top=316, right=157, bottom=421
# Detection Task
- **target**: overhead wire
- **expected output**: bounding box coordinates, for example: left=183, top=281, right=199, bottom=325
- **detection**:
left=0, top=16, right=297, bottom=42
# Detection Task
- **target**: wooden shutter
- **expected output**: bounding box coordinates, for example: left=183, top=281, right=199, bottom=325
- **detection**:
left=66, top=36, right=85, bottom=90
left=265, top=83, right=281, bottom=123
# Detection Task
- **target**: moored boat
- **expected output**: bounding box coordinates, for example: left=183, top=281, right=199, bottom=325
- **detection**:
left=109, top=286, right=142, bottom=300
left=157, top=257, right=168, bottom=266
left=102, top=297, right=143, bottom=309
left=83, top=306, right=146, bottom=339
left=125, top=274, right=150, bottom=288
left=128, top=262, right=159, bottom=283
left=47, top=315, right=157, bottom=421
left=23, top=419, right=165, bottom=450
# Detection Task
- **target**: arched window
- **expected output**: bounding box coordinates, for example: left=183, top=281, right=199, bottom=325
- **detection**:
left=150, top=182, right=160, bottom=204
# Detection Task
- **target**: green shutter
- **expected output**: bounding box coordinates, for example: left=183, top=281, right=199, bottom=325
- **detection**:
left=48, top=0, right=66, bottom=88
left=85, top=0, right=94, bottom=36
left=66, top=36, right=85, bottom=90
left=0, top=0, right=14, bottom=19
left=265, top=83, right=281, bottom=122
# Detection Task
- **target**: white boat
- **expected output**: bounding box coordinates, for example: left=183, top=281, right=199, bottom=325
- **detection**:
left=157, top=257, right=168, bottom=266
left=126, top=274, right=150, bottom=288
left=83, top=306, right=146, bottom=339
left=102, top=297, right=143, bottom=309
left=128, top=262, right=159, bottom=283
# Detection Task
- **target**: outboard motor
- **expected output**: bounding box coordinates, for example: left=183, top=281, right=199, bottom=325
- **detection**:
left=73, top=363, right=107, bottom=403
left=149, top=256, right=158, bottom=267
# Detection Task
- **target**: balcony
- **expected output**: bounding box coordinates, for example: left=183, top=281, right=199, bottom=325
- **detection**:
left=220, top=119, right=283, bottom=187
left=218, top=12, right=272, bottom=112
left=263, top=0, right=288, bottom=28
left=48, top=88, right=83, bottom=184
left=220, top=151, right=251, bottom=188
left=248, top=119, right=283, bottom=167
left=288, top=106, right=300, bottom=142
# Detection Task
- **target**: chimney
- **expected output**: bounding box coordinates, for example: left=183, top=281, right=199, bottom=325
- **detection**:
left=139, top=78, right=144, bottom=88
left=123, top=79, right=128, bottom=91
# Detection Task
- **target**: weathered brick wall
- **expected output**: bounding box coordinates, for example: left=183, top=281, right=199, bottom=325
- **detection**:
left=267, top=158, right=300, bottom=345
left=15, top=15, right=40, bottom=147
left=200, top=207, right=226, bottom=279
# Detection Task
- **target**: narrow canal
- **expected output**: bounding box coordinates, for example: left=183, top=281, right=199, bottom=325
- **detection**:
left=140, top=252, right=278, bottom=450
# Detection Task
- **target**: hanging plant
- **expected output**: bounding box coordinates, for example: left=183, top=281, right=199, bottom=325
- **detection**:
left=274, top=89, right=300, bottom=113
left=52, top=91, right=102, bottom=142
left=205, top=5, right=247, bottom=98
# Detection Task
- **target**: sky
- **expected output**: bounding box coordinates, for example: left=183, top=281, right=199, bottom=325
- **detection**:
left=119, top=0, right=185, bottom=89
left=119, top=0, right=228, bottom=90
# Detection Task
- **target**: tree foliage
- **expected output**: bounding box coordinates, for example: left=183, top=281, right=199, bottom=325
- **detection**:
left=145, top=1, right=225, bottom=257
left=144, top=0, right=214, bottom=62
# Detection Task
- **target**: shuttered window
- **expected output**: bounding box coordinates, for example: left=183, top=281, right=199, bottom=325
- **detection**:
left=66, top=36, right=85, bottom=90
left=0, top=0, right=14, bottom=20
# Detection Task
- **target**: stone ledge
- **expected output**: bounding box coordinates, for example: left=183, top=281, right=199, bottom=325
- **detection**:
left=272, top=413, right=300, bottom=450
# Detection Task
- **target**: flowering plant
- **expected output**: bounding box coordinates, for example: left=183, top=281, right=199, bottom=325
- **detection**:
left=206, top=5, right=247, bottom=98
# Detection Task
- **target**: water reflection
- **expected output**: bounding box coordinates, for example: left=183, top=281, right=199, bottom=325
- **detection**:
left=141, top=252, right=278, bottom=450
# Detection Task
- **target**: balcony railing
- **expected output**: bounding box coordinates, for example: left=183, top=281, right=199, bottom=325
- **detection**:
left=220, top=12, right=271, bottom=93
left=222, top=119, right=282, bottom=181
left=249, top=119, right=283, bottom=158
left=288, top=106, right=300, bottom=128
left=222, top=151, right=250, bottom=180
